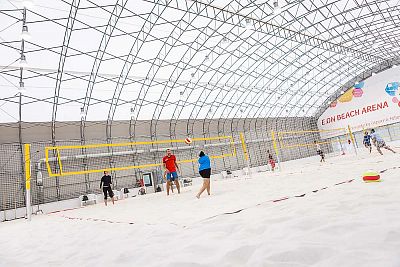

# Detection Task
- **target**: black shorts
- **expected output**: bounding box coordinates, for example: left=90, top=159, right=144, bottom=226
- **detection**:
left=103, top=186, right=114, bottom=199
left=199, top=168, right=211, bottom=178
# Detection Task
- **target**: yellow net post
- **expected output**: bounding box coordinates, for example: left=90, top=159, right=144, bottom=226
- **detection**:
left=348, top=125, right=358, bottom=156
left=270, top=131, right=282, bottom=171
left=239, top=133, right=251, bottom=177
left=24, top=144, right=31, bottom=221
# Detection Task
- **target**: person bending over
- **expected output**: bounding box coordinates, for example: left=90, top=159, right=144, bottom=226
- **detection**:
left=196, top=151, right=211, bottom=199
left=370, top=129, right=396, bottom=155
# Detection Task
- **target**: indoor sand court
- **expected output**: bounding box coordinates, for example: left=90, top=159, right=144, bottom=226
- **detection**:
left=1, top=0, right=400, bottom=266
left=1, top=146, right=400, bottom=267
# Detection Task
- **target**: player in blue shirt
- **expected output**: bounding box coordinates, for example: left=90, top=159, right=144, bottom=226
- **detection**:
left=196, top=151, right=211, bottom=199
left=363, top=131, right=372, bottom=153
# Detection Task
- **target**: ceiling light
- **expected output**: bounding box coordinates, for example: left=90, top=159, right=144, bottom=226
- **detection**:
left=20, top=25, right=31, bottom=40
left=18, top=55, right=28, bottom=68
left=18, top=81, right=26, bottom=93
left=245, top=18, right=253, bottom=30
left=221, top=36, right=229, bottom=46
left=273, top=1, right=281, bottom=15
left=190, top=73, right=198, bottom=81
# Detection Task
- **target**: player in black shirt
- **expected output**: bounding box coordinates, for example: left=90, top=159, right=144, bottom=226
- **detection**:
left=100, top=171, right=115, bottom=206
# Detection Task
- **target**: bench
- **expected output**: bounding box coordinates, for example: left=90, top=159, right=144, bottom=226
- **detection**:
left=112, top=190, right=121, bottom=200
left=79, top=194, right=97, bottom=207
left=221, top=170, right=233, bottom=179
left=182, top=178, right=193, bottom=187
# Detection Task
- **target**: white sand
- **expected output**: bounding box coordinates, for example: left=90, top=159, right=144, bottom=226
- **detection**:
left=1, top=148, right=400, bottom=267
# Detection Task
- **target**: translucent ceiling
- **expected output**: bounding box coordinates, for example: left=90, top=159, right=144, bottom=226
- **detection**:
left=0, top=0, right=399, bottom=123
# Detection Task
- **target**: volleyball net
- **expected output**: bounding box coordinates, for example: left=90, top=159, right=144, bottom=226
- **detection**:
left=271, top=127, right=356, bottom=159
left=45, top=136, right=236, bottom=177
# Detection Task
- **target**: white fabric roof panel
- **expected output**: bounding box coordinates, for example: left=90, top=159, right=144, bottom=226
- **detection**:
left=0, top=0, right=398, bottom=124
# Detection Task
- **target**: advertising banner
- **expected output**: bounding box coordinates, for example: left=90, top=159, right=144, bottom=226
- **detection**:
left=317, top=67, right=400, bottom=139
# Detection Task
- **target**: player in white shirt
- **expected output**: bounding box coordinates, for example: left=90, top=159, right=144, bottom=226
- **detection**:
left=370, top=129, right=396, bottom=155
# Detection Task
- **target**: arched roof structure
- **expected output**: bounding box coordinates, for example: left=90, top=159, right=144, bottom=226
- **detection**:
left=0, top=0, right=399, bottom=137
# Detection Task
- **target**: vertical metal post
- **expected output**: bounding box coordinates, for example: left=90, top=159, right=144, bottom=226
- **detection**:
left=239, top=133, right=251, bottom=177
left=348, top=125, right=358, bottom=156
left=24, top=144, right=31, bottom=221
left=270, top=131, right=282, bottom=171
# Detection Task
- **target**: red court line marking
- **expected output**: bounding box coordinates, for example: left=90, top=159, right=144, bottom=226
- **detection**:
left=272, top=197, right=290, bottom=202
left=47, top=207, right=81, bottom=214
left=51, top=178, right=359, bottom=226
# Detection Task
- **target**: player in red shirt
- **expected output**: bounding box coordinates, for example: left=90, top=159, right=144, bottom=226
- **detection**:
left=162, top=149, right=180, bottom=195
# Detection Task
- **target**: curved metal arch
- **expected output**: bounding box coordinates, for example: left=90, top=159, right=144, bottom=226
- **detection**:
left=81, top=0, right=129, bottom=119
left=141, top=1, right=246, bottom=138
left=148, top=1, right=308, bottom=136
left=225, top=0, right=399, bottom=124
left=51, top=0, right=80, bottom=141
left=107, top=4, right=168, bottom=141
left=155, top=3, right=264, bottom=140
left=12, top=0, right=400, bottom=144
left=226, top=3, right=399, bottom=134
left=136, top=2, right=215, bottom=139
left=272, top=60, right=373, bottom=119
left=248, top=6, right=400, bottom=128
left=248, top=55, right=363, bottom=134
left=239, top=48, right=358, bottom=120
left=139, top=0, right=392, bottom=138
left=183, top=0, right=391, bottom=135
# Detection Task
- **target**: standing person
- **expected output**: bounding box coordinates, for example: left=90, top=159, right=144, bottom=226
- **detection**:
left=268, top=154, right=276, bottom=171
left=196, top=151, right=211, bottom=199
left=370, top=129, right=396, bottom=155
left=100, top=171, right=115, bottom=206
left=346, top=139, right=354, bottom=154
left=363, top=131, right=372, bottom=153
left=314, top=141, right=325, bottom=162
left=162, top=149, right=180, bottom=196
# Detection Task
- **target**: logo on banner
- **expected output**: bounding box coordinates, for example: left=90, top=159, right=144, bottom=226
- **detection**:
left=331, top=81, right=400, bottom=109
left=385, top=82, right=400, bottom=107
